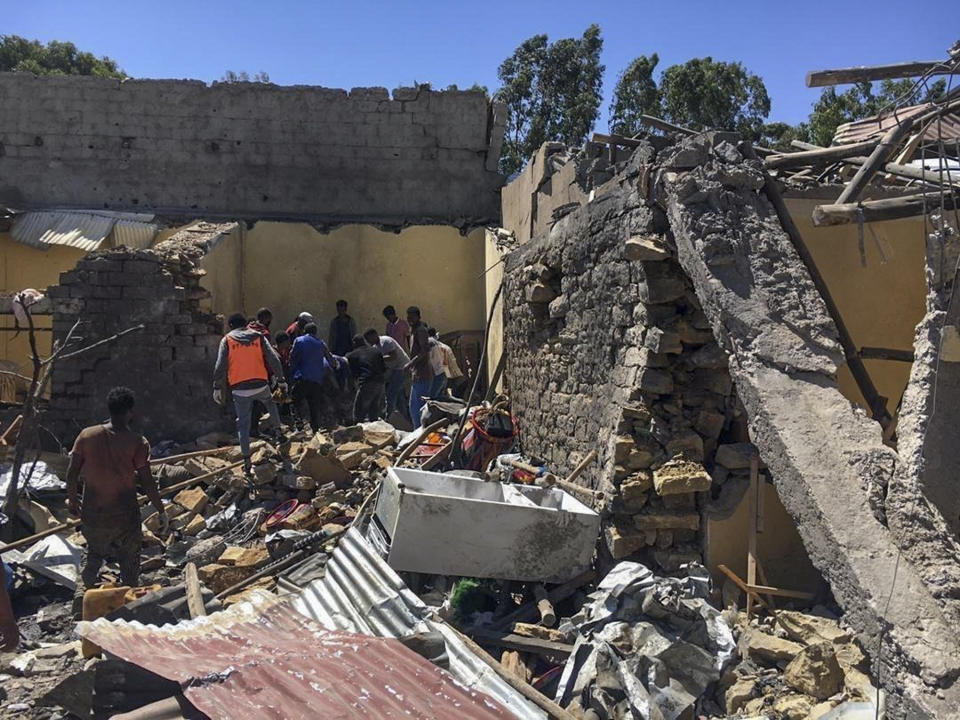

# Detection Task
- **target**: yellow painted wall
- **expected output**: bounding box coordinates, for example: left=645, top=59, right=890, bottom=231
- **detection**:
left=0, top=233, right=86, bottom=377
left=198, top=225, right=244, bottom=316
left=484, top=230, right=505, bottom=392
left=786, top=197, right=927, bottom=413
left=240, top=222, right=487, bottom=340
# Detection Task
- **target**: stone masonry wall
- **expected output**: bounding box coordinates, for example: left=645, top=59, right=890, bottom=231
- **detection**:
left=502, top=149, right=752, bottom=574
left=45, top=225, right=232, bottom=445
left=0, top=73, right=505, bottom=227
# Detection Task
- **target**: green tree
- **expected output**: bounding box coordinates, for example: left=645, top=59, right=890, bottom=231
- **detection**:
left=495, top=25, right=604, bottom=175
left=806, top=78, right=946, bottom=146
left=220, top=70, right=270, bottom=83
left=0, top=35, right=125, bottom=77
left=608, top=54, right=661, bottom=136
left=609, top=56, right=770, bottom=141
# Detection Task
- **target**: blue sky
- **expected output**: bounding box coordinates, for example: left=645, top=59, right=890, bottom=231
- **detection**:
left=6, top=0, right=957, bottom=127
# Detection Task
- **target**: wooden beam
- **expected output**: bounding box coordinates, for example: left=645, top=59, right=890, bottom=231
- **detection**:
left=752, top=150, right=894, bottom=429
left=638, top=115, right=696, bottom=136
left=790, top=140, right=960, bottom=187
left=184, top=562, right=207, bottom=618
left=746, top=454, right=759, bottom=618
left=591, top=132, right=643, bottom=148
left=533, top=584, right=557, bottom=627
left=807, top=59, right=960, bottom=88
left=468, top=628, right=574, bottom=659
left=492, top=570, right=595, bottom=631
left=859, top=346, right=915, bottom=363
left=744, top=583, right=816, bottom=601
left=717, top=564, right=805, bottom=643
left=813, top=190, right=960, bottom=226
left=765, top=139, right=879, bottom=170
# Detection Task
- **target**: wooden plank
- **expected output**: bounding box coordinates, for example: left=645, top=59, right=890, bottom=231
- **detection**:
left=501, top=650, right=532, bottom=683
left=184, top=562, right=207, bottom=618
left=746, top=454, right=759, bottom=619
left=745, top=583, right=816, bottom=601
left=716, top=564, right=804, bottom=643
left=765, top=140, right=879, bottom=170
left=638, top=115, right=696, bottom=136
left=591, top=132, right=643, bottom=148
left=563, top=449, right=598, bottom=485
left=813, top=190, right=960, bottom=226
left=790, top=140, right=960, bottom=187
left=510, top=622, right=567, bottom=643
left=533, top=584, right=557, bottom=627
left=149, top=444, right=260, bottom=466
left=806, top=59, right=960, bottom=88
left=469, top=628, right=574, bottom=658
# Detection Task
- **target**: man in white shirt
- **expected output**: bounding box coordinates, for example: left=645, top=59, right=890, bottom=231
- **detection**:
left=364, top=329, right=410, bottom=419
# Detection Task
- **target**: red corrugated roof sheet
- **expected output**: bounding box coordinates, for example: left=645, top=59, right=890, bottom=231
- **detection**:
left=79, top=598, right=511, bottom=720
left=833, top=103, right=960, bottom=146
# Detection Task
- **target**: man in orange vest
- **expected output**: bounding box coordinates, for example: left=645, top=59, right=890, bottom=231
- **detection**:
left=213, top=312, right=286, bottom=475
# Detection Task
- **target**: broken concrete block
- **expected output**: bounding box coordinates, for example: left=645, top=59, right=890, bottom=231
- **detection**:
left=336, top=441, right=374, bottom=470
left=525, top=282, right=556, bottom=303
left=625, top=447, right=654, bottom=470
left=772, top=694, right=814, bottom=720
left=741, top=628, right=803, bottom=664
left=332, top=425, right=364, bottom=444
left=715, top=442, right=758, bottom=470
left=252, top=463, right=277, bottom=485
left=613, top=435, right=635, bottom=463
left=653, top=459, right=712, bottom=495
left=182, top=458, right=210, bottom=477
left=633, top=510, right=699, bottom=531
left=217, top=546, right=246, bottom=566
left=197, top=563, right=255, bottom=594
left=625, top=235, right=671, bottom=262
left=173, top=487, right=208, bottom=515
left=777, top=610, right=850, bottom=646
left=182, top=514, right=206, bottom=537
left=783, top=641, right=844, bottom=700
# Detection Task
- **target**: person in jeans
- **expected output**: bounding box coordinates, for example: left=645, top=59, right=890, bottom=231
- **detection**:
left=369, top=330, right=410, bottom=419
left=66, top=387, right=167, bottom=615
left=291, top=322, right=339, bottom=432
left=213, top=312, right=285, bottom=475
left=405, top=306, right=434, bottom=427
left=347, top=330, right=388, bottom=421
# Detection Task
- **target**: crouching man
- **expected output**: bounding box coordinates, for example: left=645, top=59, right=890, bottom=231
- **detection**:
left=67, top=387, right=167, bottom=611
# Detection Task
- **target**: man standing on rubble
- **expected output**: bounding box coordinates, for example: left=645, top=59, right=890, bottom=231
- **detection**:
left=328, top=300, right=357, bottom=356
left=405, top=306, right=434, bottom=427
left=383, top=305, right=411, bottom=353
left=66, top=387, right=167, bottom=606
left=371, top=328, right=410, bottom=420
left=348, top=330, right=388, bottom=421
left=213, top=313, right=286, bottom=474
left=291, top=322, right=340, bottom=431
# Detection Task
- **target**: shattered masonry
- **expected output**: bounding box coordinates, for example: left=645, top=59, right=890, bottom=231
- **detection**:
left=502, top=131, right=960, bottom=717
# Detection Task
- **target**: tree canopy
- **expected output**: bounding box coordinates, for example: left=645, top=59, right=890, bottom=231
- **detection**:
left=495, top=25, right=604, bottom=176
left=0, top=35, right=125, bottom=78
left=609, top=56, right=770, bottom=140
left=220, top=70, right=271, bottom=83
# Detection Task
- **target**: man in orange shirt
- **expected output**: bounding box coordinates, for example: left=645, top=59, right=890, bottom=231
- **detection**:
left=66, top=387, right=167, bottom=600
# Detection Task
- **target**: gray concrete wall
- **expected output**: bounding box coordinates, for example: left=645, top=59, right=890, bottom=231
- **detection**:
left=0, top=73, right=505, bottom=227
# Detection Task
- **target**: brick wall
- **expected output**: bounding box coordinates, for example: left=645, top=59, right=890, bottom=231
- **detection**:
left=502, top=146, right=751, bottom=572
left=0, top=74, right=505, bottom=227
left=45, top=225, right=233, bottom=445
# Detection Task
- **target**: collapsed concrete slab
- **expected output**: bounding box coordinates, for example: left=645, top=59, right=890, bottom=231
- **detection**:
left=656, top=132, right=960, bottom=717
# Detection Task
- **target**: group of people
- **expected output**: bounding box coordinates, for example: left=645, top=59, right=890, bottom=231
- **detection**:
left=213, top=300, right=465, bottom=475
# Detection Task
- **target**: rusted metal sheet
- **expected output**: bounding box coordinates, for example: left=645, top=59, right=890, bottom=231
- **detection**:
left=834, top=103, right=960, bottom=146
left=10, top=210, right=156, bottom=251
left=79, top=596, right=511, bottom=720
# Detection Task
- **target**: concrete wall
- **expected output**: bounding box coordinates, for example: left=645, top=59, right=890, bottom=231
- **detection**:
left=197, top=225, right=244, bottom=316
left=484, top=230, right=505, bottom=392
left=0, top=233, right=86, bottom=374
left=0, top=73, right=505, bottom=227
left=239, top=222, right=487, bottom=340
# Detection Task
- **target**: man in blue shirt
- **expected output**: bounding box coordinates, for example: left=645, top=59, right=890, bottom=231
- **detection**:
left=290, top=322, right=339, bottom=432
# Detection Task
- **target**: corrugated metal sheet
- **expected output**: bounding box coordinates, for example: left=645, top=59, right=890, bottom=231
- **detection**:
left=10, top=210, right=156, bottom=251
left=291, top=527, right=546, bottom=720
left=111, top=219, right=159, bottom=250
left=834, top=103, right=960, bottom=146
left=79, top=595, right=512, bottom=720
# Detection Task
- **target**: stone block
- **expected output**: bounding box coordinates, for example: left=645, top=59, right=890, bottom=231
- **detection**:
left=635, top=368, right=673, bottom=394
left=741, top=628, right=803, bottom=664
left=665, top=431, right=704, bottom=461
left=633, top=510, right=699, bottom=531
left=197, top=563, right=255, bottom=594
left=783, top=642, right=844, bottom=700
left=638, top=276, right=686, bottom=304
left=625, top=235, right=671, bottom=261
left=525, top=282, right=556, bottom=304
left=613, top=435, right=635, bottom=463
left=183, top=514, right=206, bottom=536
left=644, top=327, right=682, bottom=355
left=173, top=486, right=208, bottom=515
left=652, top=546, right=700, bottom=571
left=234, top=546, right=269, bottom=568
left=217, top=546, right=246, bottom=566
left=604, top=521, right=655, bottom=560
left=715, top=442, right=758, bottom=470
left=694, top=410, right=725, bottom=441
left=625, top=447, right=654, bottom=470
left=653, top=459, right=711, bottom=495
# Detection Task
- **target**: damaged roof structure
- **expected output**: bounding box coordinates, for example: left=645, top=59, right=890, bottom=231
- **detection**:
left=1, top=47, right=960, bottom=720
